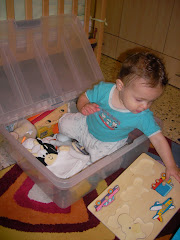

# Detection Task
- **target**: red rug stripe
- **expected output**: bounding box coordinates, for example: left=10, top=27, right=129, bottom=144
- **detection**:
left=148, top=137, right=172, bottom=155
left=0, top=164, right=22, bottom=197
left=0, top=163, right=100, bottom=232
left=105, top=168, right=125, bottom=186
left=0, top=214, right=100, bottom=233
left=14, top=177, right=71, bottom=214
left=0, top=189, right=99, bottom=233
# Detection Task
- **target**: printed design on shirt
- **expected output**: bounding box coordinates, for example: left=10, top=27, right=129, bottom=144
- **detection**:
left=98, top=108, right=120, bottom=130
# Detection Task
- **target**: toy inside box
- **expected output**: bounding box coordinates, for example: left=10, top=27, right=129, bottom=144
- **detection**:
left=0, top=15, right=150, bottom=209
left=88, top=153, right=180, bottom=240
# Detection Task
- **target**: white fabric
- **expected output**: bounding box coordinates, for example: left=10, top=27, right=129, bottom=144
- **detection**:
left=58, top=112, right=127, bottom=163
left=47, top=147, right=90, bottom=179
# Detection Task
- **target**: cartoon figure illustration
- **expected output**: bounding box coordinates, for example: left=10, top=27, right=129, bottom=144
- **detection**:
left=106, top=118, right=112, bottom=126
left=94, top=185, right=120, bottom=211
left=112, top=122, right=118, bottom=128
left=150, top=197, right=175, bottom=222
left=98, top=108, right=120, bottom=130
left=151, top=172, right=173, bottom=196
left=101, top=112, right=106, bottom=121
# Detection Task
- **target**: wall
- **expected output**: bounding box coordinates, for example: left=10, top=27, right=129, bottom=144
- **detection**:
left=102, top=0, right=180, bottom=88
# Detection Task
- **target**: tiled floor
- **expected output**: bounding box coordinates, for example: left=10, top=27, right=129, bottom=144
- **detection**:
left=0, top=54, right=179, bottom=171
left=100, top=54, right=180, bottom=144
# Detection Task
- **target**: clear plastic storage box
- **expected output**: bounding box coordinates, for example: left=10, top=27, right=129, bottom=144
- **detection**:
left=0, top=15, right=150, bottom=208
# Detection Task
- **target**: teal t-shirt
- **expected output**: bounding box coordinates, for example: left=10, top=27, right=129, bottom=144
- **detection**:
left=86, top=81, right=160, bottom=142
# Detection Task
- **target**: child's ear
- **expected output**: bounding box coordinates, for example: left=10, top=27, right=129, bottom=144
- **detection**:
left=116, top=79, right=124, bottom=91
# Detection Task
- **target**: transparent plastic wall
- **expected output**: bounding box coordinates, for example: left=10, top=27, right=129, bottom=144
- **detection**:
left=0, top=15, right=104, bottom=124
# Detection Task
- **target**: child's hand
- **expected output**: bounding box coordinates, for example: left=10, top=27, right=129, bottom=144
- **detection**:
left=80, top=103, right=100, bottom=116
left=166, top=166, right=180, bottom=183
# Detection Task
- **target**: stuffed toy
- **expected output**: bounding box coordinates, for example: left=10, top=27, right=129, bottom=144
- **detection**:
left=22, top=138, right=47, bottom=158
left=22, top=137, right=91, bottom=179
left=37, top=153, right=58, bottom=166
left=10, top=119, right=37, bottom=143
left=40, top=134, right=72, bottom=149
left=36, top=138, right=58, bottom=154
left=46, top=146, right=90, bottom=178
left=41, top=134, right=89, bottom=155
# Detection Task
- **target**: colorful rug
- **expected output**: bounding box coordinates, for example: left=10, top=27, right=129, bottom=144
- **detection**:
left=0, top=138, right=180, bottom=240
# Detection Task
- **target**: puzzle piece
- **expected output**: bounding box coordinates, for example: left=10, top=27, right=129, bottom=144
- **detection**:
left=94, top=185, right=120, bottom=211
left=152, top=173, right=173, bottom=196
left=150, top=197, right=175, bottom=222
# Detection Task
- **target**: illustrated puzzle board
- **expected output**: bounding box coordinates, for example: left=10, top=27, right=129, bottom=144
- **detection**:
left=88, top=153, right=180, bottom=240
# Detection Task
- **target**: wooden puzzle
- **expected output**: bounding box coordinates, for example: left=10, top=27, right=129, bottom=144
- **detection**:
left=88, top=153, right=180, bottom=240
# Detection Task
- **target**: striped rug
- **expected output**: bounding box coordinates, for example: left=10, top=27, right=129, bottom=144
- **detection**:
left=0, top=138, right=179, bottom=240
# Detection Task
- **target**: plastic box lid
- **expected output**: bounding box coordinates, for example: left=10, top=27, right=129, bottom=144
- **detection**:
left=0, top=15, right=104, bottom=124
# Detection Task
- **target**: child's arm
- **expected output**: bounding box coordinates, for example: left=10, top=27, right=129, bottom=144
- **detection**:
left=77, top=93, right=100, bottom=116
left=150, top=132, right=180, bottom=183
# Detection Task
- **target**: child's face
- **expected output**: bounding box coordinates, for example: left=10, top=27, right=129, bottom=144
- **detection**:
left=119, top=78, right=163, bottom=114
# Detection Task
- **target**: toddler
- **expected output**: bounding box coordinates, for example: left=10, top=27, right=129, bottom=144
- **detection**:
left=58, top=52, right=180, bottom=183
